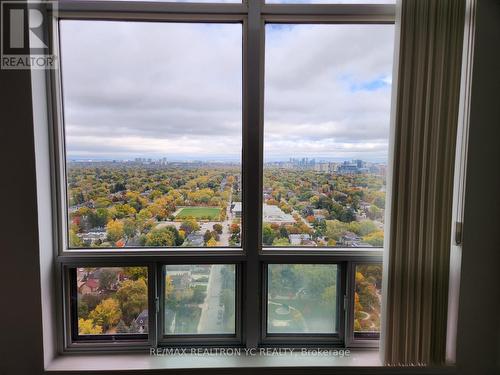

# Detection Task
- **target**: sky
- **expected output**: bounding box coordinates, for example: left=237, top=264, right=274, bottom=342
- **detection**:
left=60, top=19, right=394, bottom=162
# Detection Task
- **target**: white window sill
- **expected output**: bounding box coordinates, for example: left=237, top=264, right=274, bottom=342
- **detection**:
left=46, top=349, right=383, bottom=372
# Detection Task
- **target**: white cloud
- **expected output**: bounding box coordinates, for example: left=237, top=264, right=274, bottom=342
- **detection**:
left=60, top=20, right=394, bottom=162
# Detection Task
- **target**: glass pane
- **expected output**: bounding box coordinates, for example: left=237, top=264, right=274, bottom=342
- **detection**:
left=354, top=264, right=382, bottom=336
left=267, top=264, right=338, bottom=334
left=263, top=24, right=394, bottom=248
left=76, top=0, right=241, bottom=2
left=164, top=264, right=236, bottom=335
left=76, top=267, right=148, bottom=335
left=267, top=1, right=395, bottom=3
left=60, top=21, right=242, bottom=249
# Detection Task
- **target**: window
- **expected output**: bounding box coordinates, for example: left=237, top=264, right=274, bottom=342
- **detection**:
left=163, top=264, right=237, bottom=335
left=353, top=264, right=382, bottom=338
left=263, top=23, right=394, bottom=248
left=71, top=267, right=149, bottom=340
left=51, top=0, right=395, bottom=351
left=60, top=21, right=243, bottom=249
left=266, top=264, right=340, bottom=334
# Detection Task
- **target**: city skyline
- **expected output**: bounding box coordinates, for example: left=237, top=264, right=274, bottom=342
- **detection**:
left=67, top=156, right=389, bottom=164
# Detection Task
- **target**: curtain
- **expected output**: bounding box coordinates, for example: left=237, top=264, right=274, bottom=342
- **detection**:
left=383, top=0, right=466, bottom=366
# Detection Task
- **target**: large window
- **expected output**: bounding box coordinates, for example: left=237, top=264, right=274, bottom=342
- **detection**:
left=263, top=24, right=394, bottom=248
left=60, top=21, right=243, bottom=249
left=52, top=0, right=395, bottom=351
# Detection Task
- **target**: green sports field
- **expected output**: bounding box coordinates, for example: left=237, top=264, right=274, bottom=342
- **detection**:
left=176, top=207, right=221, bottom=220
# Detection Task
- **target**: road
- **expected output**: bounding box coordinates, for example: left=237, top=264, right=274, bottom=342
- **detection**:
left=197, top=265, right=226, bottom=333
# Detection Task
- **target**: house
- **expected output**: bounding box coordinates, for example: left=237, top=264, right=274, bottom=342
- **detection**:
left=134, top=309, right=148, bottom=333
left=263, top=204, right=295, bottom=225
left=289, top=233, right=312, bottom=246
left=231, top=202, right=242, bottom=217
left=184, top=233, right=204, bottom=247
left=78, top=278, right=99, bottom=295
left=340, top=231, right=361, bottom=246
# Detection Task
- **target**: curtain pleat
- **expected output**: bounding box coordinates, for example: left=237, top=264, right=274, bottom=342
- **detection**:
left=384, top=0, right=465, bottom=366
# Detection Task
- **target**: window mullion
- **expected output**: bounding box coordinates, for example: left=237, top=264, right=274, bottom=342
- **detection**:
left=242, top=0, right=264, bottom=349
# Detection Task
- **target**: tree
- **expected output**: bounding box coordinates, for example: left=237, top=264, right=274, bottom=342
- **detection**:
left=69, top=229, right=83, bottom=247
left=89, top=298, right=122, bottom=331
left=272, top=237, right=290, bottom=246
left=325, top=220, right=348, bottom=241
left=203, top=229, right=212, bottom=243
left=78, top=318, right=103, bottom=334
left=81, top=293, right=101, bottom=312
left=263, top=224, right=276, bottom=245
left=373, top=195, right=385, bottom=209
left=89, top=208, right=109, bottom=228
left=363, top=230, right=384, bottom=246
left=358, top=220, right=378, bottom=236
left=78, top=300, right=89, bottom=319
left=192, top=285, right=206, bottom=304
left=229, top=223, right=240, bottom=235
left=213, top=223, right=223, bottom=234
left=111, top=181, right=126, bottom=193
left=106, top=219, right=124, bottom=242
left=123, top=218, right=137, bottom=239
left=180, top=219, right=200, bottom=235
left=123, top=267, right=147, bottom=281
left=98, top=268, right=117, bottom=290
left=367, top=205, right=382, bottom=220
left=144, top=226, right=182, bottom=246
left=116, top=279, right=148, bottom=323
left=207, top=237, right=217, bottom=247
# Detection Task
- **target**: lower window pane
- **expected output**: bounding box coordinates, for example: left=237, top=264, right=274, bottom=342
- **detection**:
left=354, top=264, right=382, bottom=336
left=267, top=264, right=338, bottom=334
left=76, top=267, right=148, bottom=336
left=164, top=264, right=236, bottom=335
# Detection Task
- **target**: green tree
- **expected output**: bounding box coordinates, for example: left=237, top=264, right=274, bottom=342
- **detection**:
left=144, top=226, right=182, bottom=246
left=272, top=237, right=290, bottom=246
left=325, top=220, right=348, bottom=241
left=98, top=268, right=118, bottom=290
left=180, top=219, right=200, bottom=235
left=263, top=224, right=276, bottom=245
left=123, top=218, right=137, bottom=239
left=358, top=220, right=378, bottom=236
left=69, top=229, right=83, bottom=247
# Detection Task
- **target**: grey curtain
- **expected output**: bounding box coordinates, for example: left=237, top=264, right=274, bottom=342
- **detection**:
left=383, top=0, right=466, bottom=366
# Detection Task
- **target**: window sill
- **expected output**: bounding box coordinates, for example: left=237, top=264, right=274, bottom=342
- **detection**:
left=47, top=349, right=379, bottom=372
left=45, top=350, right=455, bottom=373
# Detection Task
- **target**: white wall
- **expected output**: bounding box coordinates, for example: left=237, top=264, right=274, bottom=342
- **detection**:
left=455, top=0, right=500, bottom=374
left=1, top=0, right=500, bottom=374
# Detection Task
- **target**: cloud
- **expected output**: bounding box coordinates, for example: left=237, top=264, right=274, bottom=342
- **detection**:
left=60, top=20, right=394, bottom=162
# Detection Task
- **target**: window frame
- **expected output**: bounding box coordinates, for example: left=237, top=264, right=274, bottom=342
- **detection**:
left=62, top=261, right=157, bottom=350
left=158, top=262, right=243, bottom=346
left=346, top=261, right=383, bottom=348
left=262, top=262, right=346, bottom=346
left=47, top=0, right=396, bottom=353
